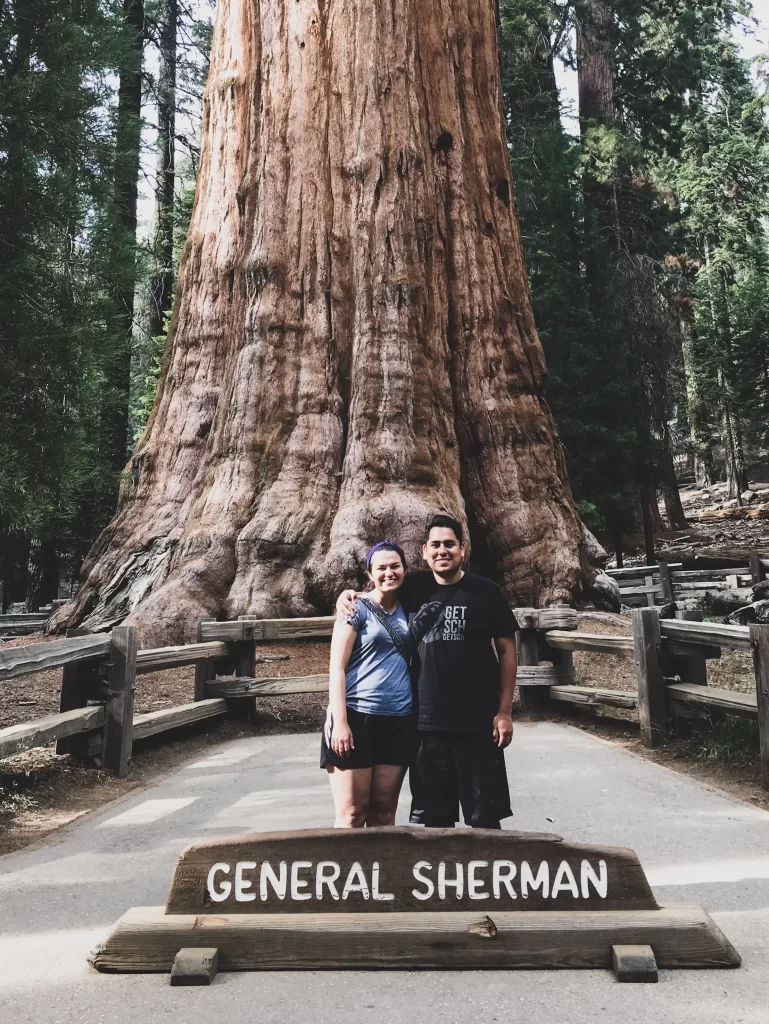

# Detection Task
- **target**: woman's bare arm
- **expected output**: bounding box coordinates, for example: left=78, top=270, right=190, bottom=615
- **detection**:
left=328, top=620, right=358, bottom=756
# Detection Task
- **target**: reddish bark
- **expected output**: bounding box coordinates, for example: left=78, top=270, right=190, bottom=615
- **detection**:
left=51, top=0, right=589, bottom=643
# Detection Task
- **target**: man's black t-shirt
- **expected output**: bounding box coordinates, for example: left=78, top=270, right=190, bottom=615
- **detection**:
left=399, top=572, right=519, bottom=735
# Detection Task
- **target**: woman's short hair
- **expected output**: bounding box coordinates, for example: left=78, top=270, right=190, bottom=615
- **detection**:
left=365, top=540, right=407, bottom=572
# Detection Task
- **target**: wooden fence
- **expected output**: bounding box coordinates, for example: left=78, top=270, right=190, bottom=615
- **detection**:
left=2, top=607, right=768, bottom=792
left=516, top=607, right=769, bottom=789
left=605, top=556, right=768, bottom=607
left=0, top=616, right=335, bottom=776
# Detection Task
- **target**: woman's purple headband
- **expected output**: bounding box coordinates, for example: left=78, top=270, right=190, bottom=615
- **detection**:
left=366, top=540, right=406, bottom=571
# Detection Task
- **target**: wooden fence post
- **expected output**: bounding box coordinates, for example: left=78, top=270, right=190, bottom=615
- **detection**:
left=632, top=608, right=668, bottom=748
left=644, top=576, right=656, bottom=607
left=750, top=555, right=766, bottom=586
left=749, top=624, right=769, bottom=790
left=657, top=560, right=673, bottom=604
left=194, top=619, right=215, bottom=701
left=517, top=626, right=546, bottom=711
left=228, top=624, right=257, bottom=719
left=102, top=625, right=138, bottom=778
left=670, top=610, right=707, bottom=686
left=57, top=626, right=100, bottom=757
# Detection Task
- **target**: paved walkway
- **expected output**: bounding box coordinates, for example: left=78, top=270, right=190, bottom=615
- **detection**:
left=2, top=722, right=769, bottom=1023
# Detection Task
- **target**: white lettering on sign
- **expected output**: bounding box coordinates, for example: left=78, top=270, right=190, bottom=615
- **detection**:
left=581, top=858, right=608, bottom=899
left=412, top=860, right=434, bottom=900
left=493, top=860, right=517, bottom=899
left=291, top=861, right=313, bottom=900
left=204, top=858, right=611, bottom=905
left=467, top=861, right=489, bottom=900
left=551, top=861, right=579, bottom=899
left=235, top=861, right=257, bottom=902
left=316, top=861, right=341, bottom=900
left=438, top=861, right=464, bottom=899
left=520, top=860, right=549, bottom=898
left=372, top=862, right=395, bottom=901
left=260, top=861, right=287, bottom=901
left=342, top=861, right=370, bottom=900
left=207, top=862, right=232, bottom=902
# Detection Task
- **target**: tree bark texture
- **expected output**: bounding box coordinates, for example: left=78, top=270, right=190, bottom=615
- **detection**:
left=51, top=0, right=587, bottom=643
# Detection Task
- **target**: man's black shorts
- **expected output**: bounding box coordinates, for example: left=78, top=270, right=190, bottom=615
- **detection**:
left=320, top=706, right=416, bottom=770
left=409, top=730, right=512, bottom=828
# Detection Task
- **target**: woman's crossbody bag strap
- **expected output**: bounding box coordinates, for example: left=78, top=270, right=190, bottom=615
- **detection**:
left=358, top=597, right=414, bottom=668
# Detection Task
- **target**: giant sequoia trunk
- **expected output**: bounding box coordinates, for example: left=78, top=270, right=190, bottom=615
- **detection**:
left=52, top=0, right=588, bottom=643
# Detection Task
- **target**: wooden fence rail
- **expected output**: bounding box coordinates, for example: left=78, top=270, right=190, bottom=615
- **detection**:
left=0, top=616, right=336, bottom=775
left=522, top=608, right=769, bottom=789
left=2, top=603, right=768, bottom=790
left=605, top=558, right=769, bottom=606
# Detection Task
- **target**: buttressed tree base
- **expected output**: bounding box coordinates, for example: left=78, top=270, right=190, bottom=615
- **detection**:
left=53, top=0, right=589, bottom=644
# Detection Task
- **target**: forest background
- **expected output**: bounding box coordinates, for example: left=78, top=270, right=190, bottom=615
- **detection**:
left=1, top=0, right=768, bottom=611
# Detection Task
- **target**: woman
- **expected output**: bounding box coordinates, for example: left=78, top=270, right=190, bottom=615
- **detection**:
left=321, top=541, right=415, bottom=827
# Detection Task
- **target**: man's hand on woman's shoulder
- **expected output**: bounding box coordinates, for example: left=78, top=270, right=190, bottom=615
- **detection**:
left=336, top=589, right=359, bottom=621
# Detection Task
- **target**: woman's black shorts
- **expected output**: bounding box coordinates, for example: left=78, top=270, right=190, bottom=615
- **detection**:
left=320, top=706, right=416, bottom=770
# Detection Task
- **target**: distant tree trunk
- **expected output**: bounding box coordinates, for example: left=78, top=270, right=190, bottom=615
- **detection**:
left=680, top=322, right=714, bottom=487
left=104, top=0, right=144, bottom=476
left=1, top=531, right=30, bottom=610
left=576, top=0, right=617, bottom=300
left=52, top=0, right=588, bottom=643
left=147, top=0, right=177, bottom=340
left=639, top=488, right=656, bottom=566
left=660, top=422, right=688, bottom=530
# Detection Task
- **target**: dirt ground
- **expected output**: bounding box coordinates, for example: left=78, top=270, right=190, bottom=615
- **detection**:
left=1, top=618, right=766, bottom=856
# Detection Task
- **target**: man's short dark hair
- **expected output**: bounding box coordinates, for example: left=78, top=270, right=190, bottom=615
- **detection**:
left=424, top=513, right=463, bottom=545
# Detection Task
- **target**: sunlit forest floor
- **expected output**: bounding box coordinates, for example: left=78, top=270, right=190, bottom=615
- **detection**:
left=654, top=482, right=769, bottom=564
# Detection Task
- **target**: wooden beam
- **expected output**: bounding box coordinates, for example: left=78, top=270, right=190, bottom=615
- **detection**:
left=205, top=675, right=328, bottom=698
left=617, top=584, right=663, bottom=598
left=612, top=944, right=658, bottom=983
left=607, top=564, right=682, bottom=578
left=657, top=561, right=673, bottom=604
left=659, top=620, right=751, bottom=652
left=136, top=641, right=229, bottom=674
left=0, top=633, right=110, bottom=682
left=0, top=706, right=105, bottom=761
left=194, top=620, right=216, bottom=701
left=517, top=665, right=576, bottom=686
left=517, top=628, right=546, bottom=711
left=102, top=626, right=138, bottom=778
left=89, top=904, right=740, bottom=973
left=170, top=948, right=219, bottom=986
left=545, top=631, right=634, bottom=654
left=750, top=624, right=769, bottom=789
left=549, top=685, right=638, bottom=710
left=57, top=627, right=102, bottom=757
left=666, top=683, right=757, bottom=719
left=666, top=611, right=708, bottom=687
left=200, top=617, right=336, bottom=642
left=132, top=699, right=227, bottom=742
left=632, top=608, right=667, bottom=748
left=750, top=555, right=766, bottom=585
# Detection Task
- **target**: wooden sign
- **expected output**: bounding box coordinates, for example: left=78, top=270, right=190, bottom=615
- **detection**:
left=166, top=827, right=657, bottom=915
left=90, top=827, right=740, bottom=976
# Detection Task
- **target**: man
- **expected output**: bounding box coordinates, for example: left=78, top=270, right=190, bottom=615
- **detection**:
left=337, top=513, right=518, bottom=829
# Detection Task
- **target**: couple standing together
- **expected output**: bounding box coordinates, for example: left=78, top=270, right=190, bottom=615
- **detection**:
left=320, top=514, right=519, bottom=830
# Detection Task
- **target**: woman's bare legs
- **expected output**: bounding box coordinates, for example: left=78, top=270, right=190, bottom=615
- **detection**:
left=366, top=765, right=407, bottom=825
left=327, top=766, right=372, bottom=827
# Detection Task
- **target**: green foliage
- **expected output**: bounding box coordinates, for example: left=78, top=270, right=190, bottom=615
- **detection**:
left=499, top=0, right=639, bottom=543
